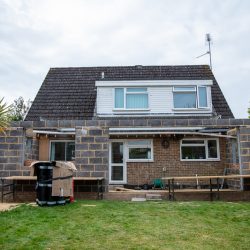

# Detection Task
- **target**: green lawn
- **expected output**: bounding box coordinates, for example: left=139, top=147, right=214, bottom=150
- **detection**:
left=1, top=201, right=250, bottom=250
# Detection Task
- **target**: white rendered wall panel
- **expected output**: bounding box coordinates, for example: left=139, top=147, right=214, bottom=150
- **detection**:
left=148, top=87, right=173, bottom=113
left=96, top=86, right=212, bottom=115
left=96, top=87, right=113, bottom=114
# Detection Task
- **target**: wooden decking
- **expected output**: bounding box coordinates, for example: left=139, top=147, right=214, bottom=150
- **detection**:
left=162, top=174, right=250, bottom=181
left=105, top=189, right=250, bottom=201
left=1, top=176, right=105, bottom=202
left=106, top=175, right=250, bottom=201
left=2, top=176, right=104, bottom=181
left=162, top=174, right=250, bottom=201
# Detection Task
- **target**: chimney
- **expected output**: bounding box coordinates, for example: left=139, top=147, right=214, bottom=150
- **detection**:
left=101, top=72, right=105, bottom=79
left=135, top=65, right=143, bottom=69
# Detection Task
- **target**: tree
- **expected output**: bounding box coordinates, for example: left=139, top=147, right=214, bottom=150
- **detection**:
left=0, top=97, right=12, bottom=133
left=248, top=107, right=250, bottom=118
left=9, top=97, right=32, bottom=121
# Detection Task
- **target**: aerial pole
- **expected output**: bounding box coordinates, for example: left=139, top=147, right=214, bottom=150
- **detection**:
left=206, top=33, right=212, bottom=70
left=196, top=33, right=213, bottom=70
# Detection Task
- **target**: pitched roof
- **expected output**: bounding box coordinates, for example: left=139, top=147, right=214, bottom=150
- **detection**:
left=25, top=65, right=234, bottom=120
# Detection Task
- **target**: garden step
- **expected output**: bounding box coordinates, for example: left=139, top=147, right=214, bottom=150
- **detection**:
left=131, top=197, right=146, bottom=202
left=146, top=194, right=162, bottom=201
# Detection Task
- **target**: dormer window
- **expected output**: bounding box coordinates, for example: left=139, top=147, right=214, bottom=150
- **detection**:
left=173, top=86, right=208, bottom=109
left=96, top=80, right=213, bottom=116
left=114, top=87, right=148, bottom=110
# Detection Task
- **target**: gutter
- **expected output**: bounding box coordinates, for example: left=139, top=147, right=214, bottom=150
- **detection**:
left=33, top=130, right=75, bottom=136
left=109, top=127, right=236, bottom=138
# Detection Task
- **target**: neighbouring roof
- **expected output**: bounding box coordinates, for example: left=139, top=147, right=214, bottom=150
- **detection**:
left=25, top=65, right=234, bottom=121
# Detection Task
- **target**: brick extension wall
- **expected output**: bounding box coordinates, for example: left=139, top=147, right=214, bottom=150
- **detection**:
left=24, top=137, right=39, bottom=164
left=226, top=129, right=240, bottom=188
left=127, top=137, right=226, bottom=186
left=75, top=126, right=109, bottom=188
left=225, top=127, right=250, bottom=190
left=0, top=127, right=30, bottom=177
left=1, top=119, right=250, bottom=194
left=240, top=127, right=250, bottom=174
left=239, top=127, right=250, bottom=190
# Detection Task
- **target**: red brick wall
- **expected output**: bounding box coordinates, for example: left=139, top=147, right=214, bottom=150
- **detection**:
left=127, top=137, right=226, bottom=185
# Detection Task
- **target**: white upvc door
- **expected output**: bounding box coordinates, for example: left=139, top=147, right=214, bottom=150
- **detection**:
left=109, top=141, right=127, bottom=184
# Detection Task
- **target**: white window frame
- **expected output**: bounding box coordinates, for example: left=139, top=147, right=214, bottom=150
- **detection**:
left=109, top=140, right=126, bottom=184
left=173, top=86, right=209, bottom=110
left=113, top=87, right=150, bottom=111
left=49, top=140, right=75, bottom=161
left=180, top=138, right=220, bottom=161
left=126, top=139, right=154, bottom=162
left=109, top=139, right=154, bottom=184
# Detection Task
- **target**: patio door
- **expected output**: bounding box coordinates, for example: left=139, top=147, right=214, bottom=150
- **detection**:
left=109, top=142, right=126, bottom=184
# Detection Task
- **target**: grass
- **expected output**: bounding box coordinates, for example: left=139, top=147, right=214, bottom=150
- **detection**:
left=0, top=201, right=250, bottom=250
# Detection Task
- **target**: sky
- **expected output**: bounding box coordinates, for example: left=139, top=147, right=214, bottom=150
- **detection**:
left=0, top=0, right=250, bottom=118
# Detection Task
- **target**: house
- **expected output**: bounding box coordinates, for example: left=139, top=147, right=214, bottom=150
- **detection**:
left=1, top=65, right=250, bottom=199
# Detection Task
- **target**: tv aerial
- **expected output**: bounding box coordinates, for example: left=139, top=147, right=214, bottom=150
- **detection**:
left=196, top=33, right=213, bottom=70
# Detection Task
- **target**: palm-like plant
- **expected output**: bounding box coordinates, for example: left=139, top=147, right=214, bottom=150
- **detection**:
left=0, top=97, right=12, bottom=134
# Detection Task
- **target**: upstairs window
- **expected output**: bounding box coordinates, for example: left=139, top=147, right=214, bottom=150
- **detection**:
left=114, top=88, right=148, bottom=109
left=173, top=86, right=208, bottom=109
left=181, top=139, right=219, bottom=161
left=198, top=86, right=208, bottom=108
left=114, top=88, right=124, bottom=108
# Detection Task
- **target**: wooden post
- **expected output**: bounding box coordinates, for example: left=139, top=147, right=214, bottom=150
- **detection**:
left=172, top=179, right=175, bottom=201
left=13, top=180, right=15, bottom=202
left=210, top=178, right=213, bottom=201
left=97, top=179, right=100, bottom=200
left=216, top=178, right=220, bottom=200
left=168, top=179, right=171, bottom=200
left=1, top=179, right=3, bottom=203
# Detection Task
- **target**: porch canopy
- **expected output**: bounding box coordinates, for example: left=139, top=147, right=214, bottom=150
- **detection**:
left=109, top=127, right=236, bottom=138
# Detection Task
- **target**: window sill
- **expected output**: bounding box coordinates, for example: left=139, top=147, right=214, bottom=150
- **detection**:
left=113, top=109, right=150, bottom=112
left=173, top=108, right=210, bottom=111
left=181, top=159, right=220, bottom=162
left=109, top=181, right=127, bottom=184
left=126, top=159, right=154, bottom=163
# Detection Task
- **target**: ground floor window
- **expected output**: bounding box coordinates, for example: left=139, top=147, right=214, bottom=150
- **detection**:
left=180, top=138, right=220, bottom=161
left=50, top=141, right=75, bottom=161
left=109, top=139, right=153, bottom=183
left=127, top=140, right=153, bottom=161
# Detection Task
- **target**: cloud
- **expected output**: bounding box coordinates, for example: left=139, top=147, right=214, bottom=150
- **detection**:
left=0, top=0, right=250, bottom=117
